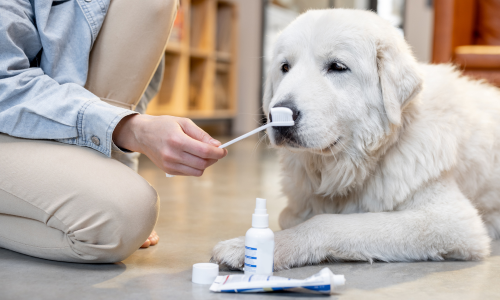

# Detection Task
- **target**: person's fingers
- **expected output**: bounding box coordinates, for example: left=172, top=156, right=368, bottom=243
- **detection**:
left=204, top=158, right=218, bottom=168
left=178, top=118, right=221, bottom=146
left=177, top=151, right=219, bottom=170
left=163, top=161, right=205, bottom=177
left=160, top=146, right=219, bottom=170
left=183, top=138, right=227, bottom=159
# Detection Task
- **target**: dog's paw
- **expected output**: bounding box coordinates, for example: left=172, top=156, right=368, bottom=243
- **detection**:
left=211, top=231, right=314, bottom=272
left=211, top=236, right=245, bottom=271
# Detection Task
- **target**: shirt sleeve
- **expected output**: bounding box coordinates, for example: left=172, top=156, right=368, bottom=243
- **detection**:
left=0, top=0, right=136, bottom=157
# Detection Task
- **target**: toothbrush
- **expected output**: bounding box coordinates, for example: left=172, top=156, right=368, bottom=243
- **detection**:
left=166, top=107, right=295, bottom=177
left=218, top=107, right=294, bottom=148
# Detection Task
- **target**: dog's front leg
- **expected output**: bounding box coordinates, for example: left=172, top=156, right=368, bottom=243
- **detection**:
left=277, top=178, right=492, bottom=268
left=212, top=177, right=491, bottom=270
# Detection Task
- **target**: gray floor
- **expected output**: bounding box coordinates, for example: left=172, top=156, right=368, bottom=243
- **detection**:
left=1, top=137, right=500, bottom=300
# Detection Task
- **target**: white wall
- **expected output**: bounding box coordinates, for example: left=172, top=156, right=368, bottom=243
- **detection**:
left=232, top=0, right=263, bottom=135
left=404, top=0, right=434, bottom=63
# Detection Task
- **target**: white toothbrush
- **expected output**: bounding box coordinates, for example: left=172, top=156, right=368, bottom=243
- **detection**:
left=218, top=107, right=295, bottom=148
left=165, top=107, right=295, bottom=177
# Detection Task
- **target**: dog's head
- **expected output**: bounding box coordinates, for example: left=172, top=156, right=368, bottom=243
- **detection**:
left=264, top=9, right=422, bottom=156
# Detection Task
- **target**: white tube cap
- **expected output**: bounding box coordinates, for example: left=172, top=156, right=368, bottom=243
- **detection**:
left=192, top=263, right=219, bottom=284
left=332, top=274, right=346, bottom=286
left=321, top=267, right=346, bottom=287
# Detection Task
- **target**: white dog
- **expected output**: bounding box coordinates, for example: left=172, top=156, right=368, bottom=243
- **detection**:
left=211, top=9, right=500, bottom=270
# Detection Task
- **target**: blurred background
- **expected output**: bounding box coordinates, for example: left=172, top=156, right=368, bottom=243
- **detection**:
left=146, top=0, right=500, bottom=136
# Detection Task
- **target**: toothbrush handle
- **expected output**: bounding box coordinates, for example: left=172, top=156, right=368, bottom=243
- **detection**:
left=219, top=124, right=271, bottom=149
left=166, top=124, right=271, bottom=177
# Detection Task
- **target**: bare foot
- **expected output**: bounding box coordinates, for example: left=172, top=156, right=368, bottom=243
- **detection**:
left=140, top=230, right=160, bottom=248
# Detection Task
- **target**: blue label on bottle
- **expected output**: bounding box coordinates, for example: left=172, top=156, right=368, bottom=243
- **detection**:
left=244, top=246, right=257, bottom=272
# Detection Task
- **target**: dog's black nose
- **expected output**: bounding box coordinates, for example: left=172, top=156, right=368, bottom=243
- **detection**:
left=269, top=101, right=300, bottom=123
left=269, top=101, right=301, bottom=146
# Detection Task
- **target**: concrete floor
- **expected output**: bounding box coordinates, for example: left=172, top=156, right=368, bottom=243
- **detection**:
left=1, top=137, right=500, bottom=299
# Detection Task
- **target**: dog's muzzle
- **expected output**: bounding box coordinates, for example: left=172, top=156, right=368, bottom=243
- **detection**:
left=270, top=101, right=301, bottom=146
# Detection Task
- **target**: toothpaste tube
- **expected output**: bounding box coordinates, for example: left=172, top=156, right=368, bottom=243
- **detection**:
left=209, top=267, right=345, bottom=295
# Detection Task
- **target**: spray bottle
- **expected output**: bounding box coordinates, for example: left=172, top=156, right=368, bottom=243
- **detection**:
left=244, top=198, right=274, bottom=276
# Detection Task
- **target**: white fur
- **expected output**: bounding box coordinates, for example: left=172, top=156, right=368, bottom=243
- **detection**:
left=212, top=9, right=499, bottom=270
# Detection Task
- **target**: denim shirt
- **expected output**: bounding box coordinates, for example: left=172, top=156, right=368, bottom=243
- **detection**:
left=0, top=0, right=136, bottom=157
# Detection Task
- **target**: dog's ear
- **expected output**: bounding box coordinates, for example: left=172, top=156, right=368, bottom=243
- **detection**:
left=376, top=36, right=422, bottom=126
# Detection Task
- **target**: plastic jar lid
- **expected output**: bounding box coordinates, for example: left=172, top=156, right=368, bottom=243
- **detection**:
left=192, top=263, right=219, bottom=284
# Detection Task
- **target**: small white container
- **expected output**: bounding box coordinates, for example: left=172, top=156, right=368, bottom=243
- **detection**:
left=192, top=263, right=219, bottom=284
left=244, top=198, right=275, bottom=276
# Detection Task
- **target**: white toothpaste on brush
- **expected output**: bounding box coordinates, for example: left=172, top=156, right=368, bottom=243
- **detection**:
left=209, top=267, right=345, bottom=295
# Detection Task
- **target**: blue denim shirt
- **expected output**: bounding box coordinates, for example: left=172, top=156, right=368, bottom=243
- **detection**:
left=0, top=0, right=136, bottom=157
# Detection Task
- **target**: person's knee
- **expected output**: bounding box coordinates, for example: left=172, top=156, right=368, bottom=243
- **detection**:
left=103, top=180, right=159, bottom=262
left=69, top=172, right=159, bottom=263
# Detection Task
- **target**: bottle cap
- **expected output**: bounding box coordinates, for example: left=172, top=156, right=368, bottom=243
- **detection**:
left=252, top=198, right=269, bottom=228
left=192, top=263, right=219, bottom=284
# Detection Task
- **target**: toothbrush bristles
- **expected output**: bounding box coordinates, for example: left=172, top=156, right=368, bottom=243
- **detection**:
left=270, top=107, right=294, bottom=126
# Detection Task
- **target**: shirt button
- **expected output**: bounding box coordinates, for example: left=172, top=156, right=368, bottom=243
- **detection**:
left=85, top=0, right=92, bottom=2
left=91, top=136, right=100, bottom=146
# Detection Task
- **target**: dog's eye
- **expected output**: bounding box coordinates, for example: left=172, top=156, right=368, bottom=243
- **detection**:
left=327, top=62, right=348, bottom=72
left=281, top=63, right=290, bottom=73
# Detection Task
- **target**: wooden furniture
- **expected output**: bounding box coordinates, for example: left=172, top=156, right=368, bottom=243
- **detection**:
left=146, top=0, right=238, bottom=119
left=432, top=0, right=500, bottom=87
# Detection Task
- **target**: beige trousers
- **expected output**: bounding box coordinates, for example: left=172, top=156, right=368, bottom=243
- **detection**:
left=0, top=0, right=178, bottom=263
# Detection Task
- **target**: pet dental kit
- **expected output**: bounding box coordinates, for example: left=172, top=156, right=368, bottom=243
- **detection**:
left=191, top=197, right=346, bottom=295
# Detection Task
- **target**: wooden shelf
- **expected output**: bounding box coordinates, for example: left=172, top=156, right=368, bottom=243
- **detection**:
left=185, top=109, right=235, bottom=119
left=147, top=0, right=238, bottom=120
left=190, top=48, right=211, bottom=58
left=165, top=43, right=184, bottom=54
left=216, top=51, right=232, bottom=62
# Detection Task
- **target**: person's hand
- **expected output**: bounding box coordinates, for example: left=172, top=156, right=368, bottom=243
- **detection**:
left=113, top=114, right=227, bottom=176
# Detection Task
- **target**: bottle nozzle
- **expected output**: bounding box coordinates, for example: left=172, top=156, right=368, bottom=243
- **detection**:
left=252, top=198, right=269, bottom=228
left=256, top=198, right=266, bottom=209
left=254, top=198, right=267, bottom=215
